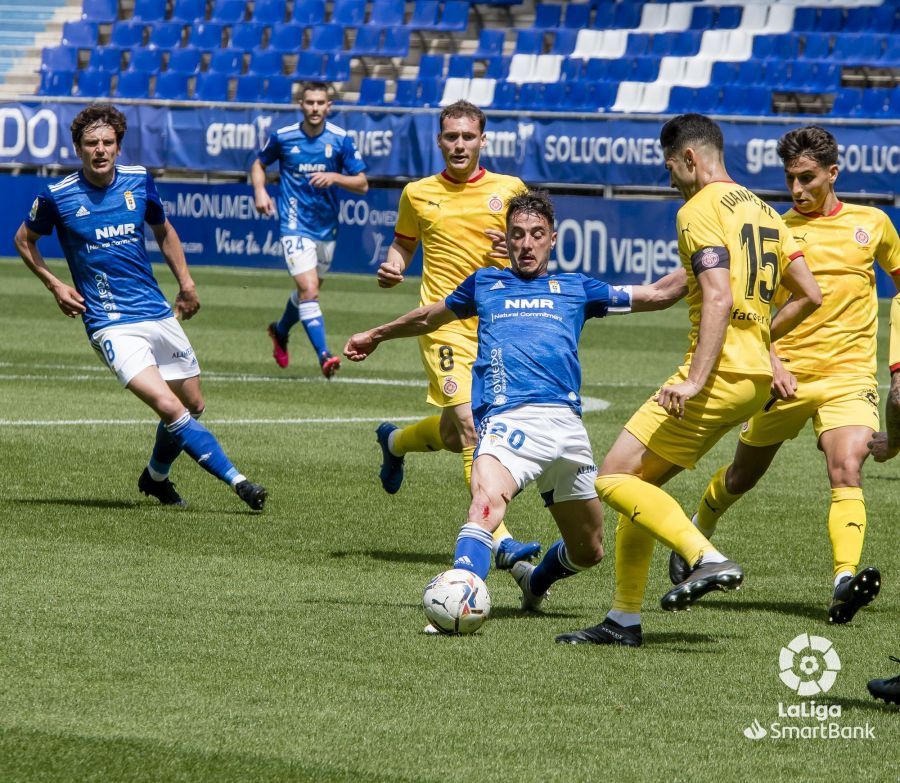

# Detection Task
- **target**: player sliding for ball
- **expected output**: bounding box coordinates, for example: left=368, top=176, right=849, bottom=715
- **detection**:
left=345, top=189, right=689, bottom=631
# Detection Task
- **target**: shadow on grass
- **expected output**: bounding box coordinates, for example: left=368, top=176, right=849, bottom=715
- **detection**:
left=10, top=497, right=142, bottom=510
left=330, top=549, right=448, bottom=566
left=700, top=598, right=824, bottom=622
left=489, top=606, right=581, bottom=621
left=826, top=695, right=900, bottom=714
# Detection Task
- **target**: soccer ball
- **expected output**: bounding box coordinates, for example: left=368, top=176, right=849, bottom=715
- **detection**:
left=423, top=569, right=491, bottom=634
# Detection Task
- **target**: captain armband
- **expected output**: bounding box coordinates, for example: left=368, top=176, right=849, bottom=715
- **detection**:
left=690, top=246, right=730, bottom=277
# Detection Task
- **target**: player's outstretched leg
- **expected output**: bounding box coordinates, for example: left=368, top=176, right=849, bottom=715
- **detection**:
left=828, top=566, right=881, bottom=624
left=867, top=656, right=900, bottom=705
left=512, top=539, right=590, bottom=611
left=138, top=468, right=186, bottom=507
left=660, top=556, right=744, bottom=612
left=555, top=618, right=643, bottom=647
left=375, top=422, right=406, bottom=494
left=268, top=292, right=300, bottom=368
left=139, top=419, right=188, bottom=507
left=495, top=537, right=542, bottom=569
left=297, top=299, right=339, bottom=378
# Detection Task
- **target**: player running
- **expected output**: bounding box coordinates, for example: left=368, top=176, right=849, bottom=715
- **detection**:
left=345, top=190, right=686, bottom=614
left=672, top=126, right=900, bottom=625
left=374, top=100, right=538, bottom=568
left=15, top=104, right=267, bottom=511
left=252, top=81, right=368, bottom=377
left=557, top=114, right=821, bottom=647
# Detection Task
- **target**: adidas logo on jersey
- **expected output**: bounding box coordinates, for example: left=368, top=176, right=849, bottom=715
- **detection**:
left=290, top=146, right=300, bottom=153
left=490, top=281, right=505, bottom=290
left=75, top=205, right=90, bottom=217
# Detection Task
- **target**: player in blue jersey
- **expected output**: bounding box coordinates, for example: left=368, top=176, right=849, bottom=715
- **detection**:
left=14, top=104, right=267, bottom=511
left=252, top=81, right=368, bottom=377
left=344, top=190, right=687, bottom=619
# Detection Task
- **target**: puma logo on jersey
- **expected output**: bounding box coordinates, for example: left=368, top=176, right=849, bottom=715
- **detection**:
left=95, top=223, right=136, bottom=239
left=505, top=298, right=554, bottom=309
left=793, top=232, right=808, bottom=243
left=75, top=205, right=90, bottom=217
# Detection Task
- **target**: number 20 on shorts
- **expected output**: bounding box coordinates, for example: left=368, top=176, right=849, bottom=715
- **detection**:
left=487, top=421, right=526, bottom=450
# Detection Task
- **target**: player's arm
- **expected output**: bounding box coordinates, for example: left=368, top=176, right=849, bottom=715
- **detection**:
left=769, top=254, right=821, bottom=342
left=344, top=300, right=458, bottom=361
left=250, top=158, right=275, bottom=216
left=14, top=223, right=85, bottom=318
left=308, top=171, right=368, bottom=194
left=150, top=219, right=199, bottom=320
left=378, top=235, right=417, bottom=288
left=630, top=267, right=688, bottom=312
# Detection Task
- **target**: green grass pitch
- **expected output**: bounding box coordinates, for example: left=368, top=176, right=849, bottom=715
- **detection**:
left=0, top=259, right=897, bottom=782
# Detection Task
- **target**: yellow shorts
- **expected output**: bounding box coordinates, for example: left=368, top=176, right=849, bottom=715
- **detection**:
left=419, top=328, right=475, bottom=408
left=740, top=374, right=879, bottom=447
left=626, top=368, right=771, bottom=469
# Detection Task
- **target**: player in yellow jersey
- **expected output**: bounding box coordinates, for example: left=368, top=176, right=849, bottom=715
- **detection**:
left=680, top=126, right=900, bottom=624
left=557, top=114, right=821, bottom=647
left=374, top=100, right=540, bottom=570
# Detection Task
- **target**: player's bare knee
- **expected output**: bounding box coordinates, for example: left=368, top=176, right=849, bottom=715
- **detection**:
left=726, top=463, right=760, bottom=494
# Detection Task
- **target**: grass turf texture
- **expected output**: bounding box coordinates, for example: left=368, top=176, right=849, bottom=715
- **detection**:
left=0, top=259, right=897, bottom=782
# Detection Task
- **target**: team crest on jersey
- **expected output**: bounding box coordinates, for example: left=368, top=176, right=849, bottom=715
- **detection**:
left=548, top=279, right=560, bottom=293
left=741, top=421, right=750, bottom=432
left=443, top=376, right=458, bottom=396
left=124, top=190, right=136, bottom=210
left=324, top=143, right=333, bottom=159
left=29, top=198, right=38, bottom=221
left=854, top=226, right=870, bottom=245
left=700, top=247, right=720, bottom=268
left=487, top=195, right=503, bottom=212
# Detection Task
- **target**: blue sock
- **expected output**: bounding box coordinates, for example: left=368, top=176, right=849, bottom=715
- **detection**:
left=299, top=299, right=329, bottom=357
left=452, top=523, right=493, bottom=580
left=275, top=291, right=301, bottom=338
left=148, top=410, right=203, bottom=480
left=530, top=539, right=586, bottom=596
left=166, top=412, right=240, bottom=485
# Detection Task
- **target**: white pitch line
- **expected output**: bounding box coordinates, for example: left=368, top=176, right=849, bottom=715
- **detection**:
left=0, top=416, right=425, bottom=427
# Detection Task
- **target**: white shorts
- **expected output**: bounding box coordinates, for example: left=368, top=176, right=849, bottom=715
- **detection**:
left=475, top=405, right=598, bottom=506
left=281, top=235, right=336, bottom=277
left=90, top=317, right=200, bottom=387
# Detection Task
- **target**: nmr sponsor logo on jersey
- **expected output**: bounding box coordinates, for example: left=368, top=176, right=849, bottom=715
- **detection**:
left=95, top=223, right=136, bottom=240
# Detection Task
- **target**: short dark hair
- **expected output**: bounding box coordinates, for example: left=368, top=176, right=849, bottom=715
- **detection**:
left=659, top=113, right=723, bottom=155
left=506, top=189, right=554, bottom=229
left=300, top=81, right=331, bottom=100
left=71, top=104, right=127, bottom=148
left=439, top=100, right=486, bottom=133
left=777, top=125, right=838, bottom=168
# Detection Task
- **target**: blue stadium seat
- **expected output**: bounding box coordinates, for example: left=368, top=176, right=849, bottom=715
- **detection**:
left=210, top=0, right=245, bottom=24
left=667, top=85, right=698, bottom=114
left=668, top=30, right=700, bottom=56
left=624, top=32, right=650, bottom=57
left=542, top=81, right=565, bottom=109
left=333, top=0, right=366, bottom=26
left=873, top=4, right=899, bottom=34
left=38, top=70, right=75, bottom=96
left=235, top=73, right=264, bottom=100
left=762, top=59, right=788, bottom=86
left=269, top=23, right=303, bottom=52
left=249, top=48, right=283, bottom=75
left=293, top=50, right=323, bottom=78
left=435, top=1, right=470, bottom=32
left=171, top=0, right=205, bottom=23
left=351, top=26, right=382, bottom=57
left=208, top=48, right=243, bottom=73
left=393, top=79, right=418, bottom=106
left=293, top=0, right=325, bottom=25
left=858, top=88, right=890, bottom=117
left=710, top=61, right=740, bottom=87
left=612, top=3, right=641, bottom=29
left=483, top=55, right=508, bottom=79
left=787, top=61, right=816, bottom=90
left=418, top=53, right=444, bottom=79
left=168, top=46, right=202, bottom=73
left=734, top=60, right=764, bottom=87
left=880, top=36, right=900, bottom=66
left=562, top=80, right=591, bottom=110
left=110, top=21, right=146, bottom=49
left=358, top=77, right=387, bottom=105
left=406, top=1, right=439, bottom=30
left=590, top=80, right=616, bottom=110
left=832, top=34, right=881, bottom=65
left=490, top=80, right=516, bottom=109
left=515, top=29, right=543, bottom=54
left=82, top=0, right=118, bottom=24
left=585, top=57, right=616, bottom=81
left=231, top=22, right=265, bottom=50
left=721, top=86, right=770, bottom=116
left=832, top=88, right=864, bottom=117
left=155, top=71, right=191, bottom=98
left=630, top=56, right=657, bottom=82
left=844, top=7, right=872, bottom=33
left=62, top=21, right=98, bottom=48
left=132, top=0, right=166, bottom=21
left=792, top=8, right=817, bottom=31
left=889, top=87, right=900, bottom=117
left=371, top=0, right=405, bottom=27
left=189, top=21, right=224, bottom=49
left=801, top=33, right=830, bottom=60
left=691, top=85, right=722, bottom=114
left=265, top=74, right=294, bottom=102
left=562, top=3, right=589, bottom=29
left=323, top=52, right=351, bottom=81
left=715, top=6, right=741, bottom=29
left=76, top=69, right=112, bottom=97
left=307, top=24, right=344, bottom=53
left=147, top=21, right=185, bottom=49
left=550, top=29, right=577, bottom=55
left=689, top=5, right=714, bottom=30
left=128, top=47, right=163, bottom=72
left=88, top=47, right=122, bottom=71
left=591, top=3, right=614, bottom=29
left=816, top=8, right=843, bottom=32
left=560, top=57, right=582, bottom=81
left=751, top=34, right=774, bottom=60
left=447, top=54, right=473, bottom=78
left=533, top=4, right=561, bottom=30
left=116, top=70, right=152, bottom=97
left=195, top=71, right=230, bottom=99
left=253, top=0, right=286, bottom=24
left=382, top=28, right=410, bottom=57
left=418, top=76, right=442, bottom=106
left=41, top=45, right=78, bottom=72
left=475, top=29, right=504, bottom=56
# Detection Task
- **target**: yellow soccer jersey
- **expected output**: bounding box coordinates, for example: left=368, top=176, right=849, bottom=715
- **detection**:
left=774, top=202, right=900, bottom=376
left=394, top=168, right=524, bottom=334
left=890, top=294, right=900, bottom=372
left=677, top=181, right=802, bottom=376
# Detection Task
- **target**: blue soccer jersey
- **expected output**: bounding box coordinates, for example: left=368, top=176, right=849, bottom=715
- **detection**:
left=25, top=165, right=172, bottom=336
left=257, top=121, right=366, bottom=242
left=445, top=267, right=631, bottom=426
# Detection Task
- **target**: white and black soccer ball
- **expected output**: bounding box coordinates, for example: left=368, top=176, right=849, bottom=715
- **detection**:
left=422, top=569, right=491, bottom=634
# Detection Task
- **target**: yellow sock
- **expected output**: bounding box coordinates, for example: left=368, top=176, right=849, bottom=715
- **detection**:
left=391, top=416, right=444, bottom=456
left=463, top=445, right=512, bottom=543
left=595, top=474, right=712, bottom=567
left=695, top=465, right=744, bottom=538
left=828, top=487, right=866, bottom=578
left=611, top=513, right=656, bottom=613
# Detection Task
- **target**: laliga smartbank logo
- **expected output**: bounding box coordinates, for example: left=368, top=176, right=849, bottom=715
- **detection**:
left=741, top=634, right=875, bottom=741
